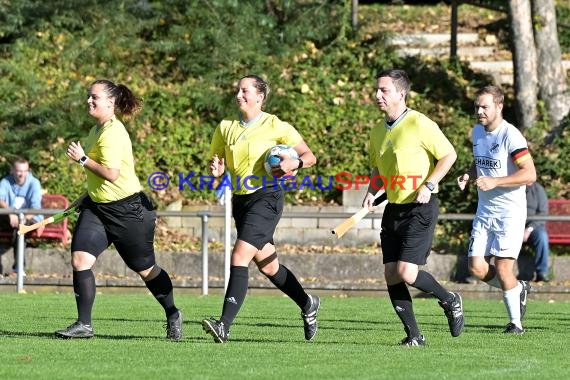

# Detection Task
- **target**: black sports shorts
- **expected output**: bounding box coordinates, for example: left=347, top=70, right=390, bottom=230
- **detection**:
left=380, top=195, right=439, bottom=265
left=232, top=187, right=283, bottom=250
left=71, top=192, right=157, bottom=272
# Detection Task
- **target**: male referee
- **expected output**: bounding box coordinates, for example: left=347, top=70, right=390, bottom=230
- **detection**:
left=362, top=69, right=464, bottom=346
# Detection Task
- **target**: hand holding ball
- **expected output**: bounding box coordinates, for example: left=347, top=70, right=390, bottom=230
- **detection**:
left=264, top=144, right=299, bottom=177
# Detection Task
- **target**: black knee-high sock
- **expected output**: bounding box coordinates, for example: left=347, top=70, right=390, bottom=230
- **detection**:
left=266, top=264, right=310, bottom=311
left=387, top=282, right=421, bottom=338
left=73, top=269, right=96, bottom=325
left=220, top=266, right=249, bottom=327
left=145, top=269, right=179, bottom=320
left=411, top=270, right=453, bottom=303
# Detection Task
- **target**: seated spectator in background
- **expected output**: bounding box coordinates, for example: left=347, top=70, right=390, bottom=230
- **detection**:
left=0, top=157, right=43, bottom=276
left=524, top=181, right=550, bottom=282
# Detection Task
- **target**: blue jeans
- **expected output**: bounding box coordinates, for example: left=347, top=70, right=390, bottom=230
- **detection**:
left=527, top=225, right=550, bottom=276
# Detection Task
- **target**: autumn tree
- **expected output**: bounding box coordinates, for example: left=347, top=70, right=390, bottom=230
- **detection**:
left=531, top=0, right=570, bottom=140
left=508, top=0, right=538, bottom=131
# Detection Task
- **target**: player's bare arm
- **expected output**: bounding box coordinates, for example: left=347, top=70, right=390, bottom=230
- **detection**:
left=457, top=162, right=476, bottom=191
left=476, top=157, right=536, bottom=191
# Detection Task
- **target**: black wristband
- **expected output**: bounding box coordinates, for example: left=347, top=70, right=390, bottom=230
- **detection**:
left=78, top=155, right=89, bottom=167
left=297, top=158, right=303, bottom=169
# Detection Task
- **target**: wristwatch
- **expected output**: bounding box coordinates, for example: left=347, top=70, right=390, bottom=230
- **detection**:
left=78, top=155, right=89, bottom=167
left=297, top=158, right=304, bottom=169
left=425, top=181, right=435, bottom=192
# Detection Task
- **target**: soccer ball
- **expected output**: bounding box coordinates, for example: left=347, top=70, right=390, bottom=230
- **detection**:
left=264, top=144, right=299, bottom=177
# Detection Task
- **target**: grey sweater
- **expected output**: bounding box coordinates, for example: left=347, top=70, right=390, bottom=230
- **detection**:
left=526, top=182, right=549, bottom=229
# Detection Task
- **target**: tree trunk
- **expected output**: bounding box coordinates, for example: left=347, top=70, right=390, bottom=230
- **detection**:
left=508, top=0, right=538, bottom=131
left=531, top=0, right=570, bottom=141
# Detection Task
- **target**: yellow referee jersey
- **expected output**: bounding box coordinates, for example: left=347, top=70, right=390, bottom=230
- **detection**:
left=210, top=113, right=302, bottom=195
left=83, top=116, right=141, bottom=202
left=369, top=110, right=454, bottom=204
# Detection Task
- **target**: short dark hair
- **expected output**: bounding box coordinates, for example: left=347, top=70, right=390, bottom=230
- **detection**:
left=12, top=157, right=29, bottom=167
left=475, top=85, right=504, bottom=106
left=376, top=69, right=411, bottom=94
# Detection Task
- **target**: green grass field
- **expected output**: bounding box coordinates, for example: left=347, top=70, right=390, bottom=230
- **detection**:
left=0, top=293, right=568, bottom=380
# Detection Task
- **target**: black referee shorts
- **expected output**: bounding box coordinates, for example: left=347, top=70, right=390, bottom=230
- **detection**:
left=71, top=192, right=157, bottom=272
left=232, top=187, right=283, bottom=250
left=380, top=195, right=439, bottom=265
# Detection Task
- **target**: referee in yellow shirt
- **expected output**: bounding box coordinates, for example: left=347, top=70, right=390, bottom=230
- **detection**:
left=363, top=69, right=464, bottom=346
left=56, top=79, right=182, bottom=341
left=202, top=75, right=319, bottom=343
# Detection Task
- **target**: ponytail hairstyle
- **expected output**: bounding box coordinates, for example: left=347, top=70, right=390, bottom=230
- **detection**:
left=92, top=79, right=142, bottom=119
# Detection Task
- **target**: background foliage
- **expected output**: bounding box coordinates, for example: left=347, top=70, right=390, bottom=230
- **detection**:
left=0, top=0, right=568, bottom=251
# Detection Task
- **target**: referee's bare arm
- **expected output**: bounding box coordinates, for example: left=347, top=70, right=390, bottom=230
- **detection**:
left=363, top=167, right=383, bottom=209
left=292, top=139, right=316, bottom=169
left=426, top=149, right=457, bottom=188
left=209, top=154, right=225, bottom=178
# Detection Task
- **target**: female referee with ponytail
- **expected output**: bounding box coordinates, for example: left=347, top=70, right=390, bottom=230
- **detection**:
left=202, top=75, right=319, bottom=343
left=55, top=79, right=183, bottom=341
